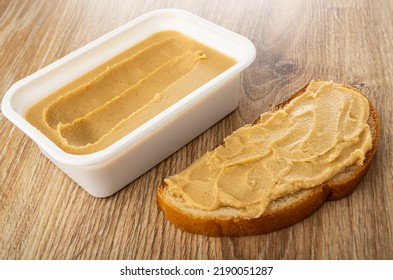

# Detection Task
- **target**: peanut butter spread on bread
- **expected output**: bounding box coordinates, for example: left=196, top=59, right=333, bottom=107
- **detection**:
left=25, top=31, right=236, bottom=154
left=164, top=80, right=373, bottom=217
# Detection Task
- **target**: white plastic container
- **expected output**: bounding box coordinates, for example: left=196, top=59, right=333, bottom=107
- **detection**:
left=1, top=9, right=256, bottom=197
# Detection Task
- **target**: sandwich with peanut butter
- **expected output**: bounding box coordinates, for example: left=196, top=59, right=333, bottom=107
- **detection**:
left=157, top=80, right=379, bottom=236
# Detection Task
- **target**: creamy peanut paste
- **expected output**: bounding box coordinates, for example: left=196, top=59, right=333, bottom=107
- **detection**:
left=164, top=81, right=373, bottom=217
left=26, top=31, right=236, bottom=154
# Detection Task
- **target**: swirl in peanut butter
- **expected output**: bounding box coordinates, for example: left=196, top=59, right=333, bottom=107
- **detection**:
left=164, top=81, right=373, bottom=217
left=25, top=31, right=236, bottom=154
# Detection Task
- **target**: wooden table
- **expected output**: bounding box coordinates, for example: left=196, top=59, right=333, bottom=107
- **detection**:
left=1, top=0, right=392, bottom=260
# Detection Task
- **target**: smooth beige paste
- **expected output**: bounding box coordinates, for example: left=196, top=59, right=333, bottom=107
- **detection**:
left=26, top=30, right=236, bottom=154
left=164, top=80, right=373, bottom=217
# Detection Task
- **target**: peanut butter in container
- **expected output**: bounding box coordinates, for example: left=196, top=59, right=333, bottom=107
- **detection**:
left=1, top=9, right=256, bottom=197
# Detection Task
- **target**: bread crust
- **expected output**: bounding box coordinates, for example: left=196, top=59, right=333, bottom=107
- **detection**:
left=157, top=82, right=380, bottom=236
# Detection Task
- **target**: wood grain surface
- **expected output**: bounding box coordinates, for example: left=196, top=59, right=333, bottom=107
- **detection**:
left=0, top=0, right=392, bottom=260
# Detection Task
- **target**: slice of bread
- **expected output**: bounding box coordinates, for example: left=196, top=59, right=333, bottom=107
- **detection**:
left=157, top=81, right=380, bottom=236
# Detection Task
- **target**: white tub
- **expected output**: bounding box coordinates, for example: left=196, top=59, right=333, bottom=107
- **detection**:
left=1, top=9, right=256, bottom=197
